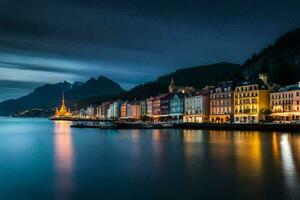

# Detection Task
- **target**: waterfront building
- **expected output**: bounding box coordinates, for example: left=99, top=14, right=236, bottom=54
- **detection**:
left=100, top=102, right=110, bottom=119
left=107, top=100, right=122, bottom=119
left=126, top=102, right=133, bottom=118
left=270, top=82, right=300, bottom=121
left=152, top=94, right=165, bottom=116
left=86, top=105, right=95, bottom=118
left=160, top=93, right=173, bottom=116
left=146, top=97, right=153, bottom=117
left=55, top=92, right=71, bottom=117
left=234, top=74, right=270, bottom=123
left=120, top=102, right=127, bottom=118
left=140, top=100, right=147, bottom=117
left=107, top=103, right=114, bottom=119
left=183, top=88, right=210, bottom=123
left=113, top=100, right=122, bottom=119
left=169, top=93, right=185, bottom=120
left=209, top=81, right=235, bottom=123
left=120, top=101, right=133, bottom=119
left=79, top=108, right=86, bottom=118
left=151, top=93, right=172, bottom=121
left=132, top=102, right=141, bottom=120
left=96, top=105, right=102, bottom=119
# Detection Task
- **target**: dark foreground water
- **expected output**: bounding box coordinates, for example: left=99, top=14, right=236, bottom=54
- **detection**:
left=0, top=118, right=300, bottom=200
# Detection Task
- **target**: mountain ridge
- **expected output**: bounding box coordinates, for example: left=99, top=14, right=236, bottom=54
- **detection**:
left=0, top=76, right=125, bottom=115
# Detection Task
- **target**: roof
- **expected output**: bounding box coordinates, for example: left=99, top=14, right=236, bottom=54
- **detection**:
left=236, top=79, right=268, bottom=90
left=185, top=87, right=211, bottom=98
left=210, top=81, right=236, bottom=93
left=273, top=83, right=300, bottom=93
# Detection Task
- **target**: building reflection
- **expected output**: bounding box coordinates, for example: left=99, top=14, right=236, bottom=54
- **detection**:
left=208, top=131, right=235, bottom=173
left=54, top=121, right=74, bottom=199
left=234, top=132, right=263, bottom=188
left=131, top=129, right=141, bottom=159
left=152, top=129, right=163, bottom=170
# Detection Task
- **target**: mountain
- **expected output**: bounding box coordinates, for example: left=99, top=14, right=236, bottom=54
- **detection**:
left=0, top=76, right=125, bottom=115
left=243, top=28, right=300, bottom=85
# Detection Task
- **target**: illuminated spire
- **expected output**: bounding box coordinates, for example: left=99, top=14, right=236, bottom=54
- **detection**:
left=54, top=91, right=71, bottom=117
left=168, top=77, right=176, bottom=93
left=62, top=91, right=65, bottom=106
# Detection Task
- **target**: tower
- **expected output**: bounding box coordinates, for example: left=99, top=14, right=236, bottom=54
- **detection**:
left=168, top=77, right=176, bottom=93
left=55, top=91, right=70, bottom=117
left=259, top=73, right=268, bottom=85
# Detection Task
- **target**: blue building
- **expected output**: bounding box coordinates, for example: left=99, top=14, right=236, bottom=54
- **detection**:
left=169, top=93, right=185, bottom=120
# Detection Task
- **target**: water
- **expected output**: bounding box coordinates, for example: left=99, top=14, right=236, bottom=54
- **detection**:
left=0, top=117, right=300, bottom=200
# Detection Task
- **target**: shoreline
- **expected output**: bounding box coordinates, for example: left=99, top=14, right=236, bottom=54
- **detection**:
left=66, top=121, right=300, bottom=132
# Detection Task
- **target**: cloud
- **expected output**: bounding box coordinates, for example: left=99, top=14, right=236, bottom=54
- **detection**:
left=0, top=0, right=299, bottom=101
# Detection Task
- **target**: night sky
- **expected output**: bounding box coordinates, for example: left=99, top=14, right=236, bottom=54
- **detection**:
left=0, top=0, right=300, bottom=101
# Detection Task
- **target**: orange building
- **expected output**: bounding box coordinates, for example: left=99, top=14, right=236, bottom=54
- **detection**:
left=131, top=103, right=141, bottom=120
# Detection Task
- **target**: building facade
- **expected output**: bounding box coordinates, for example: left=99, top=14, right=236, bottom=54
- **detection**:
left=270, top=82, right=300, bottom=121
left=120, top=102, right=128, bottom=119
left=131, top=103, right=141, bottom=120
left=234, top=74, right=270, bottom=123
left=183, top=88, right=210, bottom=123
left=210, top=81, right=235, bottom=123
left=169, top=93, right=184, bottom=119
left=146, top=97, right=153, bottom=117
left=100, top=102, right=110, bottom=119
left=107, top=100, right=121, bottom=119
left=152, top=94, right=165, bottom=117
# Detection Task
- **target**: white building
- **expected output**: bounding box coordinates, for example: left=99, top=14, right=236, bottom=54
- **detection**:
left=86, top=105, right=95, bottom=118
left=183, top=89, right=210, bottom=123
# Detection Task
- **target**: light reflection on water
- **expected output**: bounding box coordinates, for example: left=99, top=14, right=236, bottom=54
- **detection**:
left=0, top=118, right=300, bottom=199
left=54, top=121, right=74, bottom=199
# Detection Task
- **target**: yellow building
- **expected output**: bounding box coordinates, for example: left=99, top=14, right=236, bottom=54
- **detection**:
left=234, top=74, right=270, bottom=123
left=55, top=93, right=71, bottom=117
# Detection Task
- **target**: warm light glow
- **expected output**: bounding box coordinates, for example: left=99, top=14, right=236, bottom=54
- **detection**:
left=280, top=134, right=298, bottom=198
left=55, top=93, right=71, bottom=117
left=235, top=132, right=262, bottom=184
left=183, top=130, right=203, bottom=143
left=54, top=121, right=74, bottom=198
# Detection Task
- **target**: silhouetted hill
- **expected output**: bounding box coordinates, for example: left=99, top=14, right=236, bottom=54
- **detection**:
left=0, top=76, right=125, bottom=115
left=243, top=28, right=300, bottom=85
left=123, top=62, right=241, bottom=100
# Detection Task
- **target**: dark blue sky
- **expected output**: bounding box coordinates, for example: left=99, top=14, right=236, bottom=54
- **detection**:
left=0, top=0, right=300, bottom=101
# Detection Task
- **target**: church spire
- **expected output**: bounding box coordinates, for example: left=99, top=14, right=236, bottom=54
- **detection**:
left=168, top=77, right=176, bottom=93
left=62, top=91, right=65, bottom=105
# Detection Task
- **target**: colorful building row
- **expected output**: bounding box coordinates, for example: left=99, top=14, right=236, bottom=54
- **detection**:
left=76, top=74, right=300, bottom=123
